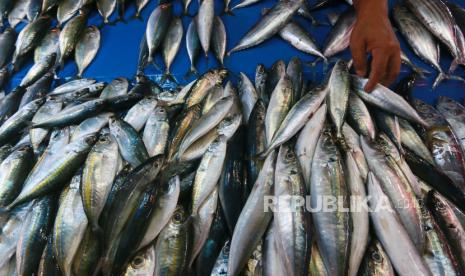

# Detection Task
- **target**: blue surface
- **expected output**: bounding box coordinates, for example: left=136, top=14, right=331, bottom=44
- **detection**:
left=7, top=0, right=465, bottom=104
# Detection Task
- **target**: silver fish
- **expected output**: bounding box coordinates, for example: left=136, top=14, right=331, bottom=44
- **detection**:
left=437, top=96, right=465, bottom=154
left=34, top=28, right=60, bottom=64
left=97, top=0, right=117, bottom=24
left=58, top=13, right=87, bottom=66
left=100, top=77, right=129, bottom=98
left=162, top=17, right=183, bottom=77
left=279, top=21, right=325, bottom=60
left=212, top=16, right=227, bottom=66
left=135, top=0, right=151, bottom=18
left=146, top=3, right=172, bottom=63
left=0, top=28, right=16, bottom=68
left=123, top=97, right=158, bottom=132
left=398, top=118, right=435, bottom=165
left=186, top=19, right=201, bottom=75
left=8, top=0, right=28, bottom=28
left=323, top=7, right=356, bottom=58
left=57, top=0, right=81, bottom=25
left=238, top=72, right=259, bottom=124
left=196, top=0, right=214, bottom=57
left=367, top=172, right=432, bottom=275
left=347, top=93, right=376, bottom=140
left=75, top=26, right=101, bottom=78
left=30, top=98, right=63, bottom=152
left=143, top=107, right=170, bottom=157
left=50, top=78, right=96, bottom=95
left=229, top=0, right=304, bottom=54
left=124, top=246, right=156, bottom=276
left=70, top=113, right=113, bottom=142
left=327, top=60, right=350, bottom=137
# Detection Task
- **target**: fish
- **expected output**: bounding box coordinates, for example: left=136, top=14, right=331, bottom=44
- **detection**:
left=263, top=85, right=328, bottom=156
left=229, top=0, right=304, bottom=54
left=196, top=0, right=214, bottom=57
left=286, top=57, right=303, bottom=101
left=279, top=21, right=326, bottom=60
left=143, top=107, right=170, bottom=157
left=323, top=7, right=356, bottom=58
left=146, top=3, right=172, bottom=63
left=186, top=19, right=201, bottom=76
left=72, top=227, right=101, bottom=276
left=57, top=0, right=81, bottom=25
left=100, top=78, right=129, bottom=99
left=5, top=134, right=97, bottom=210
left=401, top=50, right=431, bottom=77
left=255, top=64, right=268, bottom=103
left=351, top=75, right=429, bottom=127
left=70, top=112, right=113, bottom=142
left=328, top=60, right=350, bottom=136
left=0, top=0, right=15, bottom=27
left=20, top=53, right=56, bottom=88
left=26, top=0, right=41, bottom=21
left=137, top=176, right=180, bottom=251
left=123, top=246, right=156, bottom=276
left=124, top=96, right=158, bottom=132
left=427, top=191, right=465, bottom=273
left=75, top=26, right=101, bottom=78
left=53, top=174, right=89, bottom=276
left=13, top=16, right=52, bottom=67
left=247, top=100, right=267, bottom=190
left=41, top=0, right=59, bottom=14
left=437, top=96, right=465, bottom=154
left=186, top=69, right=228, bottom=107
left=0, top=87, right=27, bottom=125
left=264, top=75, right=293, bottom=146
left=347, top=93, right=376, bottom=140
left=212, top=16, right=227, bottom=66
left=97, top=0, right=117, bottom=24
left=274, top=144, right=309, bottom=276
left=295, top=103, right=326, bottom=189
left=393, top=4, right=460, bottom=89
left=58, top=13, right=88, bottom=66
left=153, top=206, right=191, bottom=276
left=109, top=118, right=149, bottom=167
left=311, top=126, right=350, bottom=276
left=0, top=145, right=34, bottom=207
left=8, top=0, right=28, bottom=28
left=404, top=0, right=465, bottom=71
left=162, top=17, right=184, bottom=79
left=238, top=72, right=259, bottom=124
left=81, top=133, right=120, bottom=235
left=135, top=0, right=151, bottom=18
left=16, top=196, right=57, bottom=276
left=0, top=28, right=16, bottom=68
left=358, top=240, right=395, bottom=276
left=367, top=172, right=432, bottom=275
left=346, top=153, right=369, bottom=276
left=228, top=151, right=276, bottom=275
left=50, top=78, right=96, bottom=95
left=373, top=110, right=403, bottom=153
left=20, top=71, right=54, bottom=108
left=448, top=3, right=465, bottom=35
left=398, top=118, right=434, bottom=165
left=308, top=241, right=329, bottom=276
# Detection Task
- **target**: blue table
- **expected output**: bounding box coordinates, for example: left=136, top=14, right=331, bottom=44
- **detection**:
left=8, top=0, right=465, bottom=105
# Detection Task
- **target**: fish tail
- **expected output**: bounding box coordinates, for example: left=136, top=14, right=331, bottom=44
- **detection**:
left=131, top=13, right=144, bottom=21
left=183, top=67, right=198, bottom=79
left=222, top=8, right=235, bottom=16
left=410, top=64, right=430, bottom=78
left=449, top=57, right=465, bottom=73
left=433, top=72, right=447, bottom=89
left=161, top=70, right=177, bottom=84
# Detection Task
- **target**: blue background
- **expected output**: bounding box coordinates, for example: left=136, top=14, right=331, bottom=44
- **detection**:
left=6, top=0, right=465, bottom=104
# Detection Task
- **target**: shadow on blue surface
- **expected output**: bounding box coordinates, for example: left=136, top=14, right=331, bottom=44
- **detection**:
left=6, top=0, right=465, bottom=105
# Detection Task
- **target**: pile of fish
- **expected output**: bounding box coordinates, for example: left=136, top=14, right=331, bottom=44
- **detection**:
left=0, top=56, right=464, bottom=276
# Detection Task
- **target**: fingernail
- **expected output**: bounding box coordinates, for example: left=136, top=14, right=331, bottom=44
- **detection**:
left=356, top=70, right=364, bottom=76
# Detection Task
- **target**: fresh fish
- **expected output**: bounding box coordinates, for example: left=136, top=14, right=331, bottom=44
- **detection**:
left=58, top=13, right=87, bottom=66
left=0, top=0, right=15, bottom=27
left=311, top=126, right=350, bottom=276
left=238, top=72, right=259, bottom=124
left=186, top=18, right=201, bottom=75
left=109, top=118, right=149, bottom=167
left=279, top=21, right=326, bottom=60
left=70, top=113, right=112, bottom=142
left=196, top=0, right=214, bottom=57
left=323, top=7, right=356, bottom=57
left=0, top=87, right=27, bottom=125
left=8, top=0, right=28, bottom=28
left=427, top=191, right=465, bottom=272
left=346, top=153, right=369, bottom=276
left=20, top=71, right=53, bottom=108
left=247, top=100, right=267, bottom=190
left=37, top=237, right=61, bottom=276
left=29, top=98, right=62, bottom=152
left=0, top=145, right=33, bottom=207
left=266, top=60, right=287, bottom=100
left=153, top=206, right=191, bottom=276
left=295, top=103, right=326, bottom=189
left=146, top=3, right=172, bottom=63
left=229, top=0, right=304, bottom=54
left=16, top=196, right=56, bottom=276
left=136, top=34, right=149, bottom=74
left=42, top=0, right=59, bottom=14
left=26, top=0, right=41, bottom=21
left=135, top=0, right=151, bottom=18
left=32, top=98, right=106, bottom=128
left=177, top=96, right=233, bottom=157
left=72, top=227, right=101, bottom=276
left=212, top=16, right=227, bottom=66
left=265, top=75, right=292, bottom=146
left=190, top=135, right=227, bottom=214
left=351, top=75, right=429, bottom=127
left=202, top=85, right=226, bottom=114
left=328, top=60, right=350, bottom=136
left=404, top=0, right=465, bottom=71
left=437, top=96, right=465, bottom=153
left=448, top=3, right=465, bottom=36
left=393, top=4, right=457, bottom=89
left=100, top=77, right=128, bottom=98
left=5, top=134, right=97, bottom=210
left=75, top=26, right=101, bottom=77
left=186, top=69, right=228, bottom=107
left=308, top=241, right=329, bottom=276
left=255, top=64, right=268, bottom=103
left=211, top=241, right=230, bottom=276
left=398, top=118, right=434, bottom=165
left=0, top=98, right=44, bottom=147
left=286, top=57, right=303, bottom=102
left=50, top=78, right=96, bottom=95
left=124, top=97, right=158, bottom=132
left=361, top=137, right=425, bottom=251
left=13, top=17, right=52, bottom=67
left=413, top=99, right=465, bottom=189
left=0, top=28, right=16, bottom=68
left=138, top=176, right=180, bottom=251
left=123, top=246, right=156, bottom=276
left=347, top=93, right=376, bottom=140
left=358, top=240, right=395, bottom=276
left=228, top=151, right=276, bottom=275
left=274, top=144, right=309, bottom=276
left=143, top=107, right=169, bottom=157
left=53, top=174, right=88, bottom=276
left=263, top=85, right=327, bottom=156
left=20, top=53, right=56, bottom=88
left=81, top=133, right=120, bottom=234
left=97, top=0, right=117, bottom=24
left=162, top=17, right=183, bottom=78
left=57, top=0, right=81, bottom=25
left=373, top=110, right=403, bottom=153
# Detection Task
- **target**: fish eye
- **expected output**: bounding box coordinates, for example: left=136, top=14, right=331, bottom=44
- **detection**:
left=371, top=251, right=382, bottom=262
left=173, top=211, right=183, bottom=223
left=132, top=256, right=145, bottom=269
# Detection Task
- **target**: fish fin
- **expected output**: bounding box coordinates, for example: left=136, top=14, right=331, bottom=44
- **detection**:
left=433, top=72, right=465, bottom=89
left=410, top=65, right=430, bottom=78
left=131, top=14, right=144, bottom=21
left=221, top=8, right=235, bottom=16
left=161, top=70, right=178, bottom=84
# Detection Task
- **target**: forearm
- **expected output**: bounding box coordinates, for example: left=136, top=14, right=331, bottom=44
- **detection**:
left=353, top=0, right=388, bottom=17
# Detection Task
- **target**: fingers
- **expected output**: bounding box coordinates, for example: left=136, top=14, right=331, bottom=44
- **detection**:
left=383, top=50, right=401, bottom=86
left=364, top=48, right=389, bottom=92
left=350, top=34, right=367, bottom=77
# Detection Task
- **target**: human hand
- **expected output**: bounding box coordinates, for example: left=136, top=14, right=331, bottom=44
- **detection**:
left=351, top=0, right=401, bottom=92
